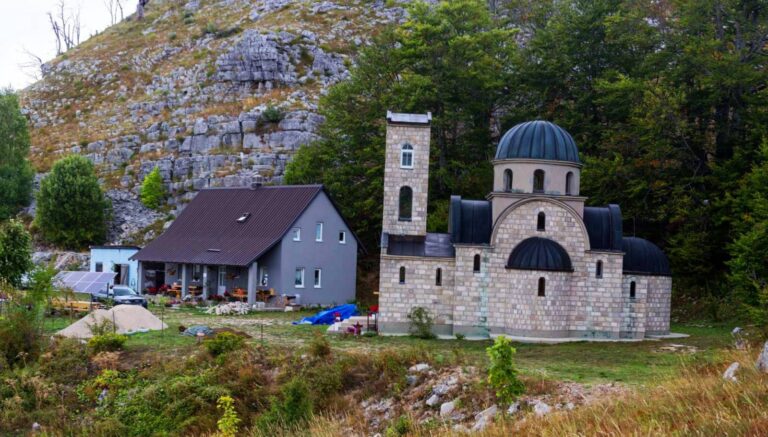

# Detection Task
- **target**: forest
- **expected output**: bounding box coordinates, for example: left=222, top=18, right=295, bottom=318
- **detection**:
left=286, top=0, right=768, bottom=322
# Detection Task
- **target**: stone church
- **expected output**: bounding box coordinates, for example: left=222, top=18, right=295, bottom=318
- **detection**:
left=378, top=112, right=672, bottom=340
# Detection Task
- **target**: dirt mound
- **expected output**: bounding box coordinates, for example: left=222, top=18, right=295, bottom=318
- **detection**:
left=56, top=305, right=168, bottom=339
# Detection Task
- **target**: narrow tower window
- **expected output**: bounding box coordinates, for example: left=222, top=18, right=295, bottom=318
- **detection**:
left=596, top=260, right=603, bottom=278
left=503, top=169, right=513, bottom=192
left=399, top=186, right=413, bottom=221
left=537, top=212, right=546, bottom=231
left=630, top=281, right=636, bottom=299
left=435, top=268, right=442, bottom=286
left=399, top=266, right=406, bottom=284
left=400, top=144, right=414, bottom=168
left=565, top=171, right=574, bottom=195
left=473, top=254, right=481, bottom=273
left=533, top=169, right=545, bottom=193
left=538, top=277, right=546, bottom=297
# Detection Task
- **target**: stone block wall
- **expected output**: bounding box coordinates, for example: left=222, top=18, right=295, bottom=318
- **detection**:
left=644, top=275, right=672, bottom=334
left=382, top=123, right=431, bottom=236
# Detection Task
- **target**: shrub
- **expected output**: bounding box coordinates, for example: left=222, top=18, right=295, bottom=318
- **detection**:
left=140, top=166, right=166, bottom=210
left=308, top=332, right=332, bottom=359
left=0, top=90, right=34, bottom=220
left=486, top=336, right=525, bottom=405
left=35, top=154, right=110, bottom=249
left=204, top=332, right=245, bottom=357
left=88, top=333, right=128, bottom=353
left=407, top=306, right=435, bottom=339
left=216, top=395, right=241, bottom=437
left=38, top=337, right=89, bottom=384
left=257, top=378, right=313, bottom=429
left=0, top=219, right=33, bottom=288
left=385, top=415, right=412, bottom=437
left=0, top=305, right=41, bottom=367
left=262, top=105, right=283, bottom=123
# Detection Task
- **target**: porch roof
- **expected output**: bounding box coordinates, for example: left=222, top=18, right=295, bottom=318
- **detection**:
left=131, top=185, right=324, bottom=267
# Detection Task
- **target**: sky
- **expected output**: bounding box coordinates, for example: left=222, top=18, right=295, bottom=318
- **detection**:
left=0, top=0, right=119, bottom=90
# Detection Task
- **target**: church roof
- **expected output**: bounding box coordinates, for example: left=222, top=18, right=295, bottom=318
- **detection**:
left=495, top=120, right=580, bottom=163
left=622, top=237, right=671, bottom=276
left=448, top=196, right=492, bottom=245
left=386, top=233, right=455, bottom=258
left=506, top=237, right=573, bottom=272
left=583, top=205, right=623, bottom=251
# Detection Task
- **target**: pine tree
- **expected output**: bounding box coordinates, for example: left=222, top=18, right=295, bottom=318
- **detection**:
left=140, top=166, right=165, bottom=210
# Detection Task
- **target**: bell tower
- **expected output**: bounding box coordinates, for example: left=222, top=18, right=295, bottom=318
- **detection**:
left=382, top=111, right=432, bottom=237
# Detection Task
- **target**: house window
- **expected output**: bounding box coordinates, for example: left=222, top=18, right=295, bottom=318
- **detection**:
left=260, top=266, right=269, bottom=286
left=399, top=266, right=406, bottom=284
left=218, top=266, right=226, bottom=289
left=193, top=264, right=202, bottom=281
left=400, top=144, right=414, bottom=168
left=435, top=268, right=442, bottom=286
left=503, top=169, right=513, bottom=192
left=292, top=227, right=301, bottom=241
left=95, top=262, right=103, bottom=272
left=315, top=222, right=324, bottom=242
left=596, top=260, right=603, bottom=278
left=533, top=169, right=545, bottom=193
left=537, top=212, right=546, bottom=231
left=630, top=281, right=636, bottom=299
left=473, top=254, right=481, bottom=273
left=565, top=171, right=574, bottom=195
left=399, top=186, right=413, bottom=221
left=295, top=268, right=305, bottom=288
left=314, top=269, right=322, bottom=288
left=339, top=231, right=347, bottom=244
left=538, top=277, right=546, bottom=296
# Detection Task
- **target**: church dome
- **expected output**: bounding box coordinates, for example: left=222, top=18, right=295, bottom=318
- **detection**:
left=506, top=237, right=573, bottom=272
left=495, top=120, right=580, bottom=163
left=622, top=237, right=671, bottom=276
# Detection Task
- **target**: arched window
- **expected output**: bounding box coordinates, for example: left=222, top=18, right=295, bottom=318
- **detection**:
left=503, top=169, right=513, bottom=192
left=400, top=144, right=414, bottom=168
left=399, top=186, right=412, bottom=221
left=473, top=254, right=481, bottom=273
left=596, top=260, right=603, bottom=278
left=435, top=268, right=442, bottom=286
left=538, top=277, right=546, bottom=297
left=399, top=266, right=406, bottom=284
left=533, top=169, right=545, bottom=193
left=537, top=212, right=546, bottom=231
left=630, top=281, right=636, bottom=299
left=565, top=172, right=573, bottom=195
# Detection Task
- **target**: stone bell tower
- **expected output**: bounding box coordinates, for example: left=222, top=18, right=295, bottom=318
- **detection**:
left=382, top=111, right=432, bottom=237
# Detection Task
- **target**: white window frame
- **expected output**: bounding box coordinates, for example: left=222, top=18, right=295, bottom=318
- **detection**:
left=260, top=266, right=269, bottom=286
left=400, top=144, right=414, bottom=169
left=218, top=266, right=226, bottom=288
left=339, top=230, right=347, bottom=244
left=315, top=222, right=324, bottom=242
left=295, top=267, right=305, bottom=288
left=292, top=227, right=301, bottom=241
left=314, top=268, right=322, bottom=288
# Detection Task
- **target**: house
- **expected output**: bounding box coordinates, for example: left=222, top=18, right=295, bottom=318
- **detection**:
left=378, top=112, right=672, bottom=340
left=89, top=246, right=141, bottom=290
left=131, top=184, right=360, bottom=305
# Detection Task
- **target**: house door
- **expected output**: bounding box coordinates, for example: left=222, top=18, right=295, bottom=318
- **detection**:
left=113, top=264, right=129, bottom=285
left=218, top=266, right=227, bottom=294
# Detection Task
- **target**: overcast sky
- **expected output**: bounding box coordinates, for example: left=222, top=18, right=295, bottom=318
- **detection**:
left=1, top=0, right=119, bottom=90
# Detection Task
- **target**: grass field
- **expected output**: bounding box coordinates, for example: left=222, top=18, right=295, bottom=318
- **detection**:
left=44, top=304, right=734, bottom=386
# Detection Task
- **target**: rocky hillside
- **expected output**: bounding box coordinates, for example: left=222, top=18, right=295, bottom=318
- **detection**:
left=21, top=0, right=414, bottom=244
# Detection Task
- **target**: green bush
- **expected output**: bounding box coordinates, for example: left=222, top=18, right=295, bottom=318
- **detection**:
left=139, top=166, right=166, bottom=210
left=0, top=90, right=34, bottom=220
left=39, top=337, right=89, bottom=384
left=385, top=415, right=412, bottom=437
left=204, top=332, right=245, bottom=357
left=407, top=306, right=435, bottom=339
left=88, top=333, right=128, bottom=353
left=256, top=378, right=313, bottom=430
left=486, top=335, right=525, bottom=405
left=0, top=219, right=33, bottom=288
left=262, top=105, right=283, bottom=123
left=35, top=154, right=110, bottom=249
left=216, top=395, right=241, bottom=437
left=0, top=306, right=41, bottom=367
left=308, top=332, right=332, bottom=359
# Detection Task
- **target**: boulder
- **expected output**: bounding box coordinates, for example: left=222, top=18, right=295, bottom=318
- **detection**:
left=471, top=405, right=497, bottom=432
left=440, top=400, right=456, bottom=417
left=533, top=401, right=552, bottom=416
left=723, top=362, right=740, bottom=382
left=409, top=363, right=430, bottom=373
left=756, top=341, right=768, bottom=373
left=426, top=394, right=440, bottom=407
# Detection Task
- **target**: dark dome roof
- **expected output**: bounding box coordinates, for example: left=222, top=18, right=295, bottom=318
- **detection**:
left=622, top=237, right=671, bottom=276
left=507, top=237, right=573, bottom=272
left=495, top=120, right=580, bottom=163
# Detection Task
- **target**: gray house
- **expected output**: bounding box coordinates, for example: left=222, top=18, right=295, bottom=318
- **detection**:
left=131, top=184, right=360, bottom=305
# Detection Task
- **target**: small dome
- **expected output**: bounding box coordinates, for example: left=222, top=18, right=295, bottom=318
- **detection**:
left=622, top=237, right=671, bottom=276
left=495, top=120, right=580, bottom=163
left=507, top=237, right=573, bottom=272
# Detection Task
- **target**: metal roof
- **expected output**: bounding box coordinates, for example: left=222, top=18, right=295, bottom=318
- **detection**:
left=448, top=196, right=492, bottom=245
left=131, top=185, right=326, bottom=266
left=386, top=111, right=432, bottom=125
left=622, top=237, right=671, bottom=276
left=90, top=245, right=141, bottom=250
left=386, top=233, right=455, bottom=258
left=495, top=120, right=580, bottom=163
left=506, top=237, right=574, bottom=272
left=583, top=205, right=623, bottom=251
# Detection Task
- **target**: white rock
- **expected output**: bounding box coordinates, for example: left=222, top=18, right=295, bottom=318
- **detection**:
left=409, top=363, right=430, bottom=373
left=507, top=401, right=520, bottom=415
left=757, top=341, right=768, bottom=373
left=533, top=401, right=552, bottom=416
left=471, top=405, right=497, bottom=431
left=723, top=362, right=740, bottom=382
left=440, top=400, right=456, bottom=417
left=426, top=394, right=440, bottom=407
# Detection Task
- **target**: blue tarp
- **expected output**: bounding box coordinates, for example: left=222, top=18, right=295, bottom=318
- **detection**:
left=293, top=304, right=358, bottom=325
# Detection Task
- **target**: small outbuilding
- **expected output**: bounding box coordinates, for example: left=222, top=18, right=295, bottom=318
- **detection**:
left=89, top=245, right=141, bottom=290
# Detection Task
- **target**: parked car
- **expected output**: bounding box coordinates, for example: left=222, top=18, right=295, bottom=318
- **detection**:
left=93, top=285, right=148, bottom=308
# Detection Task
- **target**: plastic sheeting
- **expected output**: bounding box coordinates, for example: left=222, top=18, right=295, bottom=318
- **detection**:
left=293, top=304, right=358, bottom=325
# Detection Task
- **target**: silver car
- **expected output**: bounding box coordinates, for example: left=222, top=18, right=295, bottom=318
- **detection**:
left=93, top=285, right=148, bottom=308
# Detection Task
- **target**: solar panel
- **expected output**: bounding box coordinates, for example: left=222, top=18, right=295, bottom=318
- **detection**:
left=55, top=271, right=116, bottom=294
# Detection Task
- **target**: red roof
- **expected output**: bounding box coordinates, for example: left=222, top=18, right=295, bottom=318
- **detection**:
left=132, top=185, right=324, bottom=266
